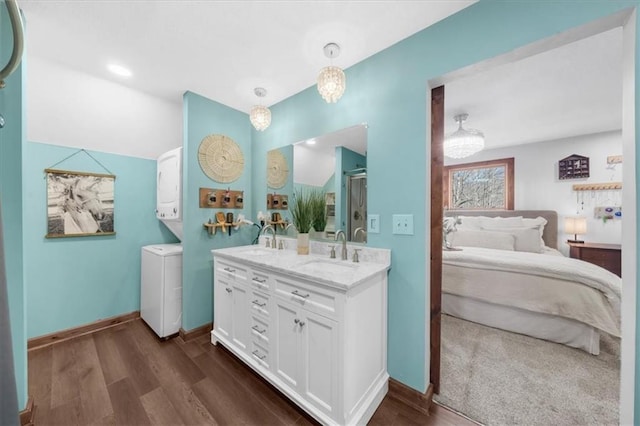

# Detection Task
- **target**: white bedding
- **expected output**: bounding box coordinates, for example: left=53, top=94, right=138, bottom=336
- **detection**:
left=442, top=246, right=622, bottom=337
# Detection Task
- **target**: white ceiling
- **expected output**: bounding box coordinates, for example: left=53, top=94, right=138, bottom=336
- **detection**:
left=18, top=1, right=622, bottom=151
left=444, top=27, right=623, bottom=149
left=18, top=0, right=475, bottom=113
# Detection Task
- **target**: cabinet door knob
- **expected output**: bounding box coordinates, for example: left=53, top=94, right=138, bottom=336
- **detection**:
left=294, top=318, right=305, bottom=327
left=225, top=288, right=232, bottom=293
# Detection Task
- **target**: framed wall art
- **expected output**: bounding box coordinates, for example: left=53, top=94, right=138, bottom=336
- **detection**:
left=45, top=169, right=116, bottom=238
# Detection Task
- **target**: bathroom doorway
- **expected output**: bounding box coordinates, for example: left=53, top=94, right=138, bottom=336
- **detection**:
left=428, top=10, right=636, bottom=424
left=346, top=172, right=367, bottom=242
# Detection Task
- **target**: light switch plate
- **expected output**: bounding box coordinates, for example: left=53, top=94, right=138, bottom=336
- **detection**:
left=392, top=214, right=414, bottom=235
left=367, top=214, right=380, bottom=234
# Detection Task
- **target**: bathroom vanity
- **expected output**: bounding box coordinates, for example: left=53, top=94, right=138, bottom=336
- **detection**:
left=211, top=240, right=390, bottom=426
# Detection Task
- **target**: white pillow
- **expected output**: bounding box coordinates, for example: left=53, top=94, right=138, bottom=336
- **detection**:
left=522, top=216, right=548, bottom=247
left=450, top=229, right=516, bottom=251
left=480, top=216, right=524, bottom=229
left=491, top=227, right=544, bottom=253
left=455, top=216, right=486, bottom=230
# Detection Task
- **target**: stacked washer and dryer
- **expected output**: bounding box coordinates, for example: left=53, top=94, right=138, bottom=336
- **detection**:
left=141, top=147, right=183, bottom=338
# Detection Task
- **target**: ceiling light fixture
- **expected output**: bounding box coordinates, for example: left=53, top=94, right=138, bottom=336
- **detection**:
left=444, top=113, right=485, bottom=159
left=249, top=87, right=271, bottom=131
left=317, top=43, right=346, bottom=103
left=107, top=63, right=132, bottom=77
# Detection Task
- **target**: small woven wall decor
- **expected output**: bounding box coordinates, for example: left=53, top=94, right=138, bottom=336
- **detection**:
left=198, top=134, right=244, bottom=183
left=267, top=149, right=289, bottom=189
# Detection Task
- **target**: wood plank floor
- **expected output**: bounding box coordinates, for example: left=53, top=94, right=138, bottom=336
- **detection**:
left=28, top=319, right=477, bottom=425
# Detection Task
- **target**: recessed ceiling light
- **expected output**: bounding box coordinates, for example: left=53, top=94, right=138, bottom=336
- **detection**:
left=306, top=139, right=316, bottom=145
left=107, top=63, right=132, bottom=77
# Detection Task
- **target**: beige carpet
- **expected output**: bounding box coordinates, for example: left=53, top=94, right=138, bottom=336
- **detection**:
left=434, top=314, right=620, bottom=426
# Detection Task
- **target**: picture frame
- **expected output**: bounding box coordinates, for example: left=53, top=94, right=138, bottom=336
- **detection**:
left=45, top=168, right=116, bottom=238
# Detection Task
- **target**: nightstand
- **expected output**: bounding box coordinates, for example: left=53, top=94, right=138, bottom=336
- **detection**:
left=568, top=242, right=621, bottom=277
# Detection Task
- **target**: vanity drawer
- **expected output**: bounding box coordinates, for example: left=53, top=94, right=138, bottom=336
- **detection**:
left=249, top=291, right=270, bottom=318
left=274, top=277, right=337, bottom=319
left=250, top=339, right=270, bottom=369
left=215, top=259, right=248, bottom=282
left=249, top=269, right=271, bottom=292
left=250, top=315, right=270, bottom=344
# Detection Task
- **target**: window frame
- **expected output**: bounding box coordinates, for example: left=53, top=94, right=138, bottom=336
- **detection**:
left=443, top=157, right=515, bottom=210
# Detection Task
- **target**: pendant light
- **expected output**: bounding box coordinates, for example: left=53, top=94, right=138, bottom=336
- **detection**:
left=317, top=43, right=346, bottom=103
left=444, top=113, right=485, bottom=159
left=249, top=87, right=271, bottom=131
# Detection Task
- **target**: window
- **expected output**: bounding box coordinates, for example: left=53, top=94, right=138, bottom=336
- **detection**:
left=443, top=157, right=514, bottom=210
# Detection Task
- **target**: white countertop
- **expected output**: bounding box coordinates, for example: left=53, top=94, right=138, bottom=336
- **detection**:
left=212, top=243, right=391, bottom=291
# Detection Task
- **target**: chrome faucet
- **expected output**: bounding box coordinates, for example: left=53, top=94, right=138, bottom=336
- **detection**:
left=262, top=225, right=277, bottom=249
left=335, top=230, right=348, bottom=260
left=354, top=227, right=366, bottom=242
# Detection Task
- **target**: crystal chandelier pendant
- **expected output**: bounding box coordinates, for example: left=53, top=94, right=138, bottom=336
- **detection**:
left=317, top=65, right=346, bottom=103
left=249, top=87, right=271, bottom=131
left=443, top=113, right=485, bottom=159
left=317, top=43, right=346, bottom=103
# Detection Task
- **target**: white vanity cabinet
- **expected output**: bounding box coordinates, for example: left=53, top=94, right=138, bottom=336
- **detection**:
left=274, top=285, right=339, bottom=418
left=211, top=248, right=389, bottom=426
left=213, top=259, right=250, bottom=352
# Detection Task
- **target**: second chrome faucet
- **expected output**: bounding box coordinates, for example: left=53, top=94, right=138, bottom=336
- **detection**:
left=334, top=230, right=348, bottom=260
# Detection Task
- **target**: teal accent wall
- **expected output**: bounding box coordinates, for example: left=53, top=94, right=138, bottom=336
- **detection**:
left=251, top=1, right=639, bottom=394
left=23, top=142, right=177, bottom=338
left=0, top=4, right=26, bottom=409
left=182, top=91, right=253, bottom=331
left=335, top=146, right=366, bottom=233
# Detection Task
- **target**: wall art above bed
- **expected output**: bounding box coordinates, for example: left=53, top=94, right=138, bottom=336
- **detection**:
left=558, top=154, right=589, bottom=180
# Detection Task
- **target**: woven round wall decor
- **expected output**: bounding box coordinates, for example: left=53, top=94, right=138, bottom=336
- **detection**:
left=197, top=134, right=244, bottom=183
left=267, top=149, right=289, bottom=189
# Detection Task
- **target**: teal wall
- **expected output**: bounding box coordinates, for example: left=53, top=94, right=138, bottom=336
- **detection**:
left=0, top=4, right=26, bottom=409
left=335, top=146, right=366, bottom=233
left=182, top=91, right=253, bottom=331
left=23, top=142, right=177, bottom=338
left=251, top=1, right=639, bottom=393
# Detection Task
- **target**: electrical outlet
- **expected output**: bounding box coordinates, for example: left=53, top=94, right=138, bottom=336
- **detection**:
left=392, top=214, right=414, bottom=235
left=368, top=214, right=380, bottom=234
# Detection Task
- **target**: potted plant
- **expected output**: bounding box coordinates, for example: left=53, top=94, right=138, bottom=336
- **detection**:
left=289, top=188, right=313, bottom=254
left=309, top=189, right=327, bottom=238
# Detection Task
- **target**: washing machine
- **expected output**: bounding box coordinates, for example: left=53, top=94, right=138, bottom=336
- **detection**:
left=141, top=244, right=183, bottom=338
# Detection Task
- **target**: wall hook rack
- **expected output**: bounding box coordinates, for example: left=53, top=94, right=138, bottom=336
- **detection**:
left=572, top=182, right=622, bottom=191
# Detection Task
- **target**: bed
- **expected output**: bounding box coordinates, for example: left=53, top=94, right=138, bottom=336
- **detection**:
left=442, top=210, right=621, bottom=355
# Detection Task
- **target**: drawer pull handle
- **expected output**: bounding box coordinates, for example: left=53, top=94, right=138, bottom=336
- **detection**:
left=294, top=318, right=306, bottom=327
left=292, top=290, right=310, bottom=299
left=252, top=350, right=266, bottom=360
left=252, top=277, right=266, bottom=283
left=225, top=288, right=232, bottom=293
left=223, top=267, right=236, bottom=273
left=252, top=300, right=266, bottom=308
left=251, top=325, right=266, bottom=334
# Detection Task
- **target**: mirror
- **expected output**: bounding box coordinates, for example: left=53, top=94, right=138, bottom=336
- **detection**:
left=266, top=124, right=367, bottom=243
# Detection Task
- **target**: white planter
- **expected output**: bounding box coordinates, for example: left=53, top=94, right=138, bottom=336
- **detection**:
left=297, top=233, right=310, bottom=255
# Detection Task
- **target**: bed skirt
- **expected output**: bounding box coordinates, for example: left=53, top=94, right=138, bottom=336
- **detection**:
left=442, top=293, right=601, bottom=355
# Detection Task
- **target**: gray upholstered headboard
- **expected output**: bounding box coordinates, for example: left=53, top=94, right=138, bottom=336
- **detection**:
left=444, top=210, right=558, bottom=249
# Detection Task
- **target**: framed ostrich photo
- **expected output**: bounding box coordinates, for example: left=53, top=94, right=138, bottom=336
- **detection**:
left=45, top=169, right=116, bottom=238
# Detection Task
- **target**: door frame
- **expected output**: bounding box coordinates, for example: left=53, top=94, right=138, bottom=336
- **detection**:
left=427, top=9, right=636, bottom=424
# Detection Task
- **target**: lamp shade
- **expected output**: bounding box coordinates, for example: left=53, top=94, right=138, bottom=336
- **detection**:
left=564, top=216, right=587, bottom=243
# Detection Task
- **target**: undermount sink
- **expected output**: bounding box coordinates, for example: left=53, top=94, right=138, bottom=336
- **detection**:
left=295, top=259, right=358, bottom=274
